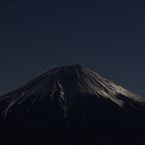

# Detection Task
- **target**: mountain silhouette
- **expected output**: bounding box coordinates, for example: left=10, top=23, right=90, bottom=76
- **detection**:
left=0, top=64, right=145, bottom=145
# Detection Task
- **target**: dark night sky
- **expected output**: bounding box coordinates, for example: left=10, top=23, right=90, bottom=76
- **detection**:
left=0, top=0, right=145, bottom=98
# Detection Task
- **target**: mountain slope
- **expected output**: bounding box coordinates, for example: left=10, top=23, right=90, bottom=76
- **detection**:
left=0, top=64, right=145, bottom=145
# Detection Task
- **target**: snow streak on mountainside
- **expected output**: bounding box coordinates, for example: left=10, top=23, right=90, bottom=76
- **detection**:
left=0, top=64, right=145, bottom=123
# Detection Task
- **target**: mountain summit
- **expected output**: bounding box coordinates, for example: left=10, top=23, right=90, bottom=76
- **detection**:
left=0, top=64, right=145, bottom=145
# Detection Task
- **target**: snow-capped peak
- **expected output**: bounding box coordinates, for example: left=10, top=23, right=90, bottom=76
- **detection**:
left=1, top=64, right=145, bottom=121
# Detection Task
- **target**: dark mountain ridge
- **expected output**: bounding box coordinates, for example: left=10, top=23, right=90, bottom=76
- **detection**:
left=0, top=64, right=145, bottom=145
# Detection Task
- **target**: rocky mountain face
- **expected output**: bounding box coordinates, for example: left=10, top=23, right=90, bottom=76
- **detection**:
left=0, top=64, right=145, bottom=145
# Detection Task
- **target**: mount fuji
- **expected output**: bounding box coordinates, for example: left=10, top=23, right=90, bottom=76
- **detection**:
left=0, top=64, right=145, bottom=145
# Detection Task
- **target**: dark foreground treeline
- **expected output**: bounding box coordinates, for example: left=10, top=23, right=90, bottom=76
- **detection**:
left=1, top=123, right=145, bottom=145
